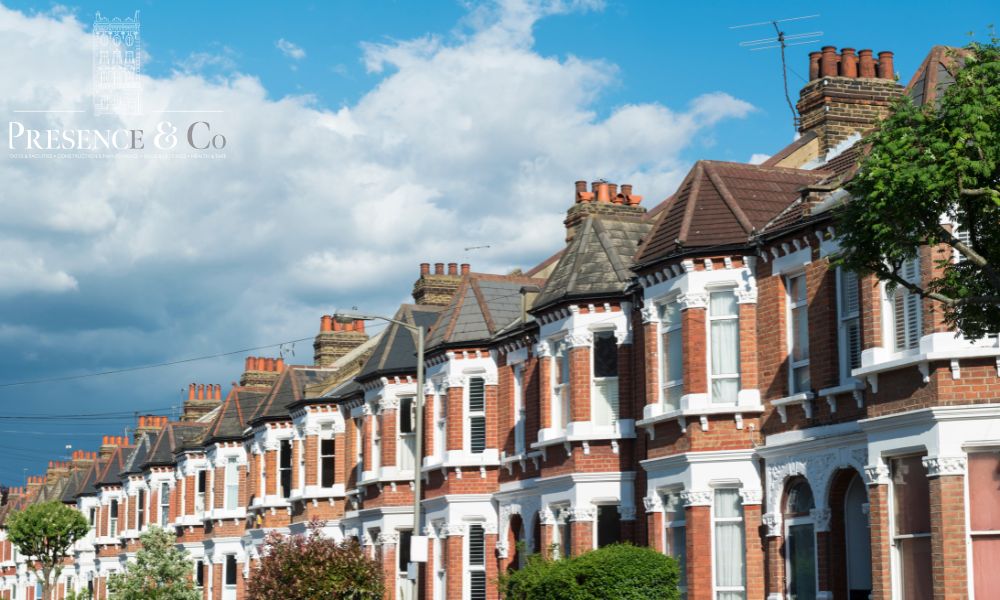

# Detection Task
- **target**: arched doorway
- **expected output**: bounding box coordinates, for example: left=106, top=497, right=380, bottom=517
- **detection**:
left=508, top=514, right=524, bottom=572
left=784, top=478, right=817, bottom=600
left=843, top=474, right=871, bottom=600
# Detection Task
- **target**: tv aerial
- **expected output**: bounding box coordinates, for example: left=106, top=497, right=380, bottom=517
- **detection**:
left=731, top=14, right=822, bottom=130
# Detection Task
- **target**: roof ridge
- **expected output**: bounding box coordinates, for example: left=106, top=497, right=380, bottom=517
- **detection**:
left=677, top=162, right=704, bottom=244
left=591, top=217, right=629, bottom=282
left=469, top=277, right=496, bottom=335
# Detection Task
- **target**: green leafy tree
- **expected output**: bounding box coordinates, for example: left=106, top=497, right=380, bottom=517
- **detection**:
left=837, top=37, right=1000, bottom=338
left=107, top=527, right=200, bottom=600
left=500, top=543, right=680, bottom=600
left=6, top=500, right=90, bottom=600
left=247, top=521, right=383, bottom=600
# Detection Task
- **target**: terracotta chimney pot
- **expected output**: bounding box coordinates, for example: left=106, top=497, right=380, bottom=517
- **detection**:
left=820, top=46, right=838, bottom=77
left=215, top=384, right=222, bottom=399
left=275, top=358, right=285, bottom=372
left=858, top=49, right=876, bottom=78
left=197, top=384, right=205, bottom=400
left=321, top=315, right=333, bottom=332
left=877, top=51, right=894, bottom=80
left=460, top=263, right=470, bottom=275
left=434, top=262, right=444, bottom=275
left=188, top=383, right=196, bottom=400
left=448, top=263, right=458, bottom=276
left=419, top=262, right=430, bottom=276
left=840, top=48, right=857, bottom=77
left=355, top=320, right=366, bottom=334
left=596, top=182, right=610, bottom=203
left=808, top=51, right=822, bottom=80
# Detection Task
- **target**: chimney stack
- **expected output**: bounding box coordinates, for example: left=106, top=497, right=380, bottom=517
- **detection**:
left=564, top=180, right=646, bottom=242
left=240, top=357, right=284, bottom=387
left=412, top=260, right=467, bottom=306
left=313, top=315, right=370, bottom=367
left=797, top=45, right=902, bottom=155
left=135, top=414, right=169, bottom=442
left=182, top=382, right=223, bottom=420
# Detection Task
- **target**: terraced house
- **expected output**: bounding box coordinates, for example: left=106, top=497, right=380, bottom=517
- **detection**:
left=0, top=43, right=997, bottom=600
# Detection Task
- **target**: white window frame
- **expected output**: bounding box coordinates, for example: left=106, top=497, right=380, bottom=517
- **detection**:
left=887, top=454, right=932, bottom=599
left=195, top=469, right=206, bottom=515
left=222, top=554, right=237, bottom=600
left=551, top=340, right=571, bottom=430
left=836, top=267, right=862, bottom=383
left=658, top=298, right=683, bottom=410
left=710, top=487, right=746, bottom=600
left=707, top=289, right=741, bottom=405
left=136, top=488, right=145, bottom=530
left=398, top=396, right=417, bottom=472
left=108, top=499, right=119, bottom=537
left=662, top=491, right=687, bottom=599
left=434, top=387, right=447, bottom=462
left=224, top=457, right=239, bottom=511
left=159, top=482, right=170, bottom=527
left=591, top=328, right=620, bottom=427
left=786, top=272, right=811, bottom=394
left=465, top=376, right=487, bottom=454
left=884, top=257, right=923, bottom=354
left=513, top=365, right=526, bottom=455
left=782, top=482, right=818, bottom=600
left=354, top=417, right=364, bottom=482
left=371, top=410, right=381, bottom=472
left=319, top=430, right=336, bottom=488
left=465, top=523, right=487, bottom=600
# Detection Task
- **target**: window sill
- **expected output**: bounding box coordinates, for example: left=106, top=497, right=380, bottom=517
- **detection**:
left=531, top=420, right=635, bottom=451
left=300, top=484, right=346, bottom=499
left=421, top=449, right=501, bottom=473
left=172, top=515, right=203, bottom=527
left=816, top=379, right=865, bottom=412
left=203, top=507, right=246, bottom=521
left=854, top=333, right=1000, bottom=392
left=637, top=392, right=762, bottom=435
left=771, top=392, right=815, bottom=422
left=94, top=536, right=120, bottom=545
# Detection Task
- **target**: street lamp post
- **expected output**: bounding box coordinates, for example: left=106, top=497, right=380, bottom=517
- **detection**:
left=335, top=311, right=426, bottom=590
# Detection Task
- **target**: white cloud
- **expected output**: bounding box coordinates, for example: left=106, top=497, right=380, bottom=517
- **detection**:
left=749, top=153, right=770, bottom=165
left=0, top=0, right=754, bottom=408
left=275, top=38, right=306, bottom=60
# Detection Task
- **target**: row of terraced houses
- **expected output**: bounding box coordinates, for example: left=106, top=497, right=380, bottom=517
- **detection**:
left=1, top=44, right=997, bottom=600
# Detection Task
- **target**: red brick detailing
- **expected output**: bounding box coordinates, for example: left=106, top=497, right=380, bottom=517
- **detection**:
left=929, top=474, right=968, bottom=600
left=766, top=535, right=785, bottom=599
left=539, top=355, right=552, bottom=430
left=686, top=505, right=712, bottom=600
left=744, top=503, right=765, bottom=600
left=569, top=346, right=591, bottom=423
left=447, top=386, right=463, bottom=451
left=868, top=484, right=892, bottom=600
left=445, top=535, right=463, bottom=600
left=570, top=520, right=593, bottom=556
left=682, top=309, right=707, bottom=394
left=643, top=322, right=660, bottom=408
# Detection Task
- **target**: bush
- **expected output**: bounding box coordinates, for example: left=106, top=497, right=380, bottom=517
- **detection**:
left=500, top=543, right=680, bottom=600
left=247, top=521, right=383, bottom=600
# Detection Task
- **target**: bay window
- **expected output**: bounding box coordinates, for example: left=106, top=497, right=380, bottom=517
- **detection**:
left=663, top=492, right=687, bottom=598
left=597, top=504, right=620, bottom=548
left=889, top=258, right=922, bottom=352
left=159, top=482, right=170, bottom=526
left=659, top=301, right=683, bottom=410
left=513, top=366, right=526, bottom=454
left=136, top=489, right=145, bottom=529
left=109, top=499, right=119, bottom=537
left=709, top=292, right=741, bottom=404
left=969, top=451, right=1000, bottom=596
left=890, top=455, right=932, bottom=600
left=223, top=554, right=237, bottom=600
left=552, top=341, right=571, bottom=429
left=467, top=377, right=486, bottom=454
left=592, top=330, right=620, bottom=426
left=787, top=274, right=810, bottom=394
left=320, top=438, right=335, bottom=487
left=399, top=396, right=417, bottom=471
left=468, top=524, right=486, bottom=600
left=837, top=267, right=861, bottom=382
left=372, top=413, right=382, bottom=472
left=783, top=480, right=816, bottom=600
left=354, top=417, right=364, bottom=482
left=713, top=488, right=745, bottom=600
left=279, top=440, right=292, bottom=498
left=224, top=457, right=239, bottom=511
left=434, top=389, right=447, bottom=461
left=195, top=470, right=206, bottom=514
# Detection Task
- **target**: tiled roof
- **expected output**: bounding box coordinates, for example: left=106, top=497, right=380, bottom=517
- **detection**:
left=247, top=367, right=329, bottom=425
left=906, top=45, right=968, bottom=108
left=97, top=446, right=132, bottom=487
left=206, top=386, right=269, bottom=442
left=426, top=274, right=545, bottom=349
left=76, top=459, right=108, bottom=497
left=534, top=214, right=651, bottom=311
left=122, top=432, right=157, bottom=476
left=60, top=469, right=86, bottom=503
left=145, top=422, right=209, bottom=466
left=358, top=304, right=443, bottom=381
left=635, top=161, right=829, bottom=266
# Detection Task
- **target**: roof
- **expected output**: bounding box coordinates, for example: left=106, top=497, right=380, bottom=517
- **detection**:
left=76, top=459, right=108, bottom=497
left=761, top=130, right=819, bottom=168
left=906, top=45, right=969, bottom=108
left=635, top=161, right=829, bottom=266
left=60, top=469, right=86, bottom=503
left=206, top=386, right=269, bottom=442
left=426, top=273, right=545, bottom=349
left=97, top=445, right=133, bottom=488
left=122, top=432, right=157, bottom=476
left=357, top=304, right=443, bottom=381
left=534, top=214, right=651, bottom=311
left=247, top=366, right=330, bottom=425
left=147, top=422, right=210, bottom=465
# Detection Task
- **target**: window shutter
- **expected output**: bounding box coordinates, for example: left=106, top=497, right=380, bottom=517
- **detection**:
left=841, top=269, right=859, bottom=316
left=846, top=320, right=862, bottom=370
left=904, top=258, right=922, bottom=349
left=468, top=377, right=486, bottom=454
left=468, top=524, right=486, bottom=600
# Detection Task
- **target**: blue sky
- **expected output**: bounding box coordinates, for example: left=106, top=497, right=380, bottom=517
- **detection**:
left=0, top=0, right=995, bottom=484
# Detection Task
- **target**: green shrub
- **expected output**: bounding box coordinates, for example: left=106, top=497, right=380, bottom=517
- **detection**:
left=500, top=543, right=680, bottom=600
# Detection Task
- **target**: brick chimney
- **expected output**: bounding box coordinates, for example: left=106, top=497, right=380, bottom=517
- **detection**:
left=313, top=316, right=369, bottom=367
left=564, top=181, right=645, bottom=242
left=239, top=357, right=284, bottom=387
left=26, top=476, right=43, bottom=496
left=99, top=436, right=129, bottom=460
left=181, top=383, right=223, bottom=420
left=797, top=45, right=903, bottom=155
left=47, top=461, right=70, bottom=484
left=412, top=262, right=467, bottom=306
left=134, top=415, right=169, bottom=442
left=71, top=450, right=97, bottom=472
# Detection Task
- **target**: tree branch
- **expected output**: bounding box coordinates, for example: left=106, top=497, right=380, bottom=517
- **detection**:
left=936, top=225, right=1000, bottom=291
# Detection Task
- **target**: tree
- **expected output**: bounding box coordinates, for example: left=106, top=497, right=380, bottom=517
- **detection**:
left=6, top=500, right=90, bottom=600
left=247, top=521, right=383, bottom=600
left=837, top=38, right=1000, bottom=339
left=500, top=543, right=680, bottom=600
left=106, top=527, right=200, bottom=600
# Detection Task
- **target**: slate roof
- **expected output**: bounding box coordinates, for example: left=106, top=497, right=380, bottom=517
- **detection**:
left=206, top=386, right=269, bottom=443
left=357, top=304, right=442, bottom=381
left=426, top=274, right=545, bottom=349
left=906, top=45, right=968, bottom=108
left=97, top=445, right=133, bottom=487
left=247, top=367, right=330, bottom=425
left=122, top=432, right=157, bottom=476
left=534, top=214, right=651, bottom=311
left=60, top=469, right=86, bottom=504
left=146, top=422, right=209, bottom=465
left=76, top=459, right=108, bottom=497
left=635, top=161, right=830, bottom=267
